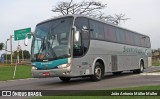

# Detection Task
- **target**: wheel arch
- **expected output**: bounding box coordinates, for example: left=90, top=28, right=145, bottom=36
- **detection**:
left=139, top=58, right=144, bottom=68
left=92, top=57, right=105, bottom=75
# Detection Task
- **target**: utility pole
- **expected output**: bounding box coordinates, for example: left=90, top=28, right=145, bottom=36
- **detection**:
left=22, top=49, right=24, bottom=61
left=10, top=35, right=14, bottom=64
left=17, top=42, right=20, bottom=63
left=5, top=39, right=10, bottom=64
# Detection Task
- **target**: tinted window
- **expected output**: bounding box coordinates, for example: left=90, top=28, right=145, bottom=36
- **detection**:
left=104, top=24, right=117, bottom=42
left=134, top=34, right=141, bottom=46
left=139, top=35, right=151, bottom=48
left=125, top=31, right=134, bottom=45
left=140, top=36, right=145, bottom=47
left=89, top=20, right=104, bottom=40
left=116, top=28, right=126, bottom=44
left=145, top=37, right=151, bottom=48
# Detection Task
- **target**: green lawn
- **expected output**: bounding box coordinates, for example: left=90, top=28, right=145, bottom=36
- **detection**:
left=0, top=66, right=32, bottom=81
left=152, top=70, right=160, bottom=72
left=152, top=61, right=160, bottom=66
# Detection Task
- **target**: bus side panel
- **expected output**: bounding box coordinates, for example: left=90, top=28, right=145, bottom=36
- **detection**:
left=148, top=57, right=152, bottom=67
left=71, top=40, right=111, bottom=76
left=71, top=54, right=94, bottom=76
left=143, top=56, right=149, bottom=68
left=71, top=40, right=151, bottom=76
left=131, top=56, right=140, bottom=70
left=117, top=56, right=131, bottom=71
left=90, top=40, right=112, bottom=73
left=89, top=40, right=151, bottom=72
left=71, top=40, right=97, bottom=76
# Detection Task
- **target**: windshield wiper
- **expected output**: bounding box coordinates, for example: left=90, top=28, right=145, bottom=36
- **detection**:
left=46, top=32, right=58, bottom=59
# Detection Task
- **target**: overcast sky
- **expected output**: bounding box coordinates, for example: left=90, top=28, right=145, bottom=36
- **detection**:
left=0, top=0, right=160, bottom=55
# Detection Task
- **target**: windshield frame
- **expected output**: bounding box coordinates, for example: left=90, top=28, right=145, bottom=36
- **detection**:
left=31, top=16, right=74, bottom=62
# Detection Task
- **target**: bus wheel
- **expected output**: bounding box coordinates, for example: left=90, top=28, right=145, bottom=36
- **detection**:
left=90, top=62, right=103, bottom=81
left=59, top=77, right=71, bottom=82
left=139, top=61, right=144, bottom=73
left=133, top=61, right=144, bottom=74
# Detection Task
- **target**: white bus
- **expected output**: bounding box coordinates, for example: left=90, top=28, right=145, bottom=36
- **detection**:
left=26, top=15, right=152, bottom=81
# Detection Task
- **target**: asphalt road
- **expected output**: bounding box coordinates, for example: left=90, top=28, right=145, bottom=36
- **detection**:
left=0, top=66, right=160, bottom=99
left=0, top=66, right=160, bottom=90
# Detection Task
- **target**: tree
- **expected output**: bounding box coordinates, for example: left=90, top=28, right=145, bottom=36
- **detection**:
left=22, top=50, right=30, bottom=59
left=0, top=43, right=4, bottom=51
left=13, top=50, right=30, bottom=59
left=52, top=0, right=129, bottom=25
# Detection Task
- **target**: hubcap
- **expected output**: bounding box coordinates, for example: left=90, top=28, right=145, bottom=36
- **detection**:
left=140, top=64, right=144, bottom=72
left=95, top=67, right=101, bottom=79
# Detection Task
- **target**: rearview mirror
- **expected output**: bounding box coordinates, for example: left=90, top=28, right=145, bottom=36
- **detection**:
left=74, top=31, right=80, bottom=42
left=24, top=35, right=29, bottom=46
left=24, top=32, right=34, bottom=46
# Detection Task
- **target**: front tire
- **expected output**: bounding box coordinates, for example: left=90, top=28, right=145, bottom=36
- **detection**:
left=59, top=77, right=71, bottom=82
left=90, top=62, right=103, bottom=81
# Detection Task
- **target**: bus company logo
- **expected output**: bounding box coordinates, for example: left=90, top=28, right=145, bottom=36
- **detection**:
left=2, top=91, right=11, bottom=96
left=123, top=46, right=144, bottom=54
left=144, top=49, right=151, bottom=55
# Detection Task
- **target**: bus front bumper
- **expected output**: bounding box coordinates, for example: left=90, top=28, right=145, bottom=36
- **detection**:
left=31, top=67, right=72, bottom=78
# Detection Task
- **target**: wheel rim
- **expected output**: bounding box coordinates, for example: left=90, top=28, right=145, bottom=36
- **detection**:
left=95, top=66, right=101, bottom=79
left=140, top=64, right=144, bottom=72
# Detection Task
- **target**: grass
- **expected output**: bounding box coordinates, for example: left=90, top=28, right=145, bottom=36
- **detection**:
left=152, top=70, right=160, bottom=73
left=152, top=60, right=160, bottom=66
left=29, top=85, right=160, bottom=99
left=152, top=62, right=160, bottom=66
left=0, top=66, right=32, bottom=81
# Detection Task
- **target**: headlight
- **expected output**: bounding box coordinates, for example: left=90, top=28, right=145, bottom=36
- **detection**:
left=57, top=63, right=71, bottom=69
left=32, top=66, right=37, bottom=70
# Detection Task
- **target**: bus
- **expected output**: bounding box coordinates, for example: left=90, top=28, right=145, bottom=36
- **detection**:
left=25, top=15, right=152, bottom=81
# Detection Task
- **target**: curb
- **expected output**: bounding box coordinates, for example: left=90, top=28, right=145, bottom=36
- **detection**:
left=141, top=72, right=160, bottom=75
left=0, top=78, right=37, bottom=82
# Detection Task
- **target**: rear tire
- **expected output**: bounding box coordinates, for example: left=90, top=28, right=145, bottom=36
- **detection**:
left=59, top=77, right=71, bottom=82
left=90, top=62, right=103, bottom=81
left=133, top=61, right=144, bottom=74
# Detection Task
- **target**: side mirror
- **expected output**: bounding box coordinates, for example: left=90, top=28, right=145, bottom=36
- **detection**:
left=24, top=32, right=34, bottom=46
left=72, top=26, right=80, bottom=42
left=74, top=31, right=80, bottom=42
left=72, top=26, right=77, bottom=33
left=24, top=35, right=29, bottom=46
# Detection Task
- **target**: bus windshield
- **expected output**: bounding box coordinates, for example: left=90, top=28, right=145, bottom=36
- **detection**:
left=31, top=17, right=73, bottom=61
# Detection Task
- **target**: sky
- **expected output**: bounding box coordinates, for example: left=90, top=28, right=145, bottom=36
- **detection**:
left=0, top=0, right=160, bottom=55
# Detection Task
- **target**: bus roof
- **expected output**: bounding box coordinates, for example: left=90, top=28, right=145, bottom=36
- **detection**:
left=37, top=14, right=149, bottom=38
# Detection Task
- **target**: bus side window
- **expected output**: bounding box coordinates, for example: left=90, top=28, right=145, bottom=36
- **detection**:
left=104, top=24, right=116, bottom=42
left=146, top=37, right=151, bottom=48
left=125, top=31, right=132, bottom=45
left=89, top=20, right=104, bottom=40
left=134, top=34, right=141, bottom=46
left=115, top=28, right=126, bottom=44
